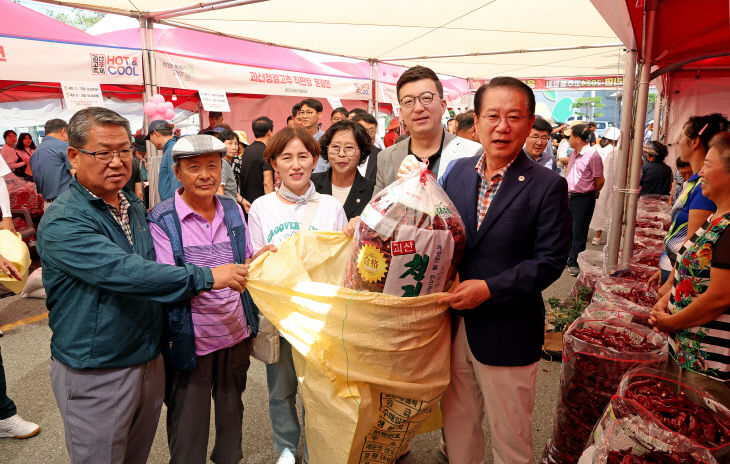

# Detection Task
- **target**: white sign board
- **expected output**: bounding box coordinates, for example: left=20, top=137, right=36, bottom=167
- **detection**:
left=197, top=88, right=231, bottom=112
left=326, top=98, right=343, bottom=110
left=61, top=81, right=104, bottom=112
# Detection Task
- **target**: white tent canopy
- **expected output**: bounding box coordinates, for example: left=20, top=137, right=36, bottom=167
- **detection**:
left=34, top=0, right=624, bottom=79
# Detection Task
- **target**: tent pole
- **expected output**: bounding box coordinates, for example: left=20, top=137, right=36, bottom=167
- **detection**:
left=660, top=76, right=671, bottom=144
left=369, top=59, right=376, bottom=114
left=140, top=16, right=161, bottom=207
left=606, top=49, right=638, bottom=267
left=621, top=0, right=659, bottom=265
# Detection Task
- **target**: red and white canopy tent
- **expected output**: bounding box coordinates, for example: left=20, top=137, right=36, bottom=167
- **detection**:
left=592, top=0, right=730, bottom=266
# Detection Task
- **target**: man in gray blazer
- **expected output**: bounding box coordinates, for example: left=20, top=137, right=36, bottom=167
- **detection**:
left=374, top=66, right=483, bottom=194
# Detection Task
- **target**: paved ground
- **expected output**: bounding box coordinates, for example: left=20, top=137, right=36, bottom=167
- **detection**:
left=0, top=244, right=589, bottom=463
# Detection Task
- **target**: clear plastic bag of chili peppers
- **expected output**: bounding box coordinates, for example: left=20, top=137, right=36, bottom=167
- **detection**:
left=343, top=166, right=466, bottom=296
left=579, top=415, right=719, bottom=464
left=637, top=211, right=672, bottom=231
left=605, top=263, right=659, bottom=287
left=634, top=235, right=665, bottom=252
left=632, top=249, right=662, bottom=268
left=585, top=367, right=730, bottom=463
left=541, top=317, right=668, bottom=464
left=583, top=301, right=652, bottom=327
left=593, top=277, right=658, bottom=309
left=635, top=227, right=667, bottom=241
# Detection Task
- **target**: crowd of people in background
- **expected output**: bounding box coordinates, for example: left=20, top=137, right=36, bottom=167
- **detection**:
left=1, top=63, right=728, bottom=464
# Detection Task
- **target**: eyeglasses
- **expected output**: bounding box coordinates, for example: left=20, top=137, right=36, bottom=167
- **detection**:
left=399, top=91, right=438, bottom=109
left=297, top=110, right=316, bottom=117
left=528, top=135, right=550, bottom=143
left=74, top=147, right=134, bottom=164
left=478, top=114, right=529, bottom=127
left=328, top=145, right=358, bottom=156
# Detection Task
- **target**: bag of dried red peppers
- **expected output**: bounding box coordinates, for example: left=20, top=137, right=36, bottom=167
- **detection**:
left=541, top=317, right=668, bottom=464
left=343, top=166, right=466, bottom=296
left=581, top=367, right=730, bottom=463
left=592, top=277, right=658, bottom=312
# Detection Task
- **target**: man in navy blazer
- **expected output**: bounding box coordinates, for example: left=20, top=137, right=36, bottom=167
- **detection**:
left=434, top=78, right=570, bottom=463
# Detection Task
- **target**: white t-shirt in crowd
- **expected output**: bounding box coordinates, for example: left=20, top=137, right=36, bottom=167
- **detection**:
left=248, top=191, right=348, bottom=252
left=330, top=184, right=352, bottom=206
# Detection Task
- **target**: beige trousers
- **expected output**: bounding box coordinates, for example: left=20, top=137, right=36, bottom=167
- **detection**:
left=442, top=318, right=537, bottom=464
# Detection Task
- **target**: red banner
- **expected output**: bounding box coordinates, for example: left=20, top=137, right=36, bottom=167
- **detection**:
left=469, top=76, right=625, bottom=92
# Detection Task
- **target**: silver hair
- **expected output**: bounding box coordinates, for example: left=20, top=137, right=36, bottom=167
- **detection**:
left=68, top=107, right=132, bottom=148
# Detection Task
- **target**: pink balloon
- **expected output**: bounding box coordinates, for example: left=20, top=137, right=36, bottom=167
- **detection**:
left=156, top=102, right=167, bottom=113
left=164, top=101, right=174, bottom=111
left=164, top=109, right=175, bottom=120
left=447, top=90, right=458, bottom=100
left=150, top=94, right=164, bottom=104
left=154, top=113, right=166, bottom=121
left=143, top=101, right=157, bottom=116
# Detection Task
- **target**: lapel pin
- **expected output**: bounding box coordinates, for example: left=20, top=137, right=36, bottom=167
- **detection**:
left=356, top=198, right=361, bottom=203
left=518, top=175, right=525, bottom=182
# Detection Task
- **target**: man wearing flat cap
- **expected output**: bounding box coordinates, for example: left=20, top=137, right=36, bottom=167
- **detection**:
left=148, top=135, right=275, bottom=463
left=37, top=108, right=250, bottom=464
left=147, top=119, right=179, bottom=201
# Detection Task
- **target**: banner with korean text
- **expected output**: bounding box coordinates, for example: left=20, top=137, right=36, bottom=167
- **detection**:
left=154, top=52, right=372, bottom=100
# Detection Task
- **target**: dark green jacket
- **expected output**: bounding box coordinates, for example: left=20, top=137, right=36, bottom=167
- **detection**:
left=37, top=179, right=213, bottom=369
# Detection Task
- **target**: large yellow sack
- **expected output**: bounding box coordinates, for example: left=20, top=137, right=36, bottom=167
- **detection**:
left=247, top=231, right=451, bottom=464
left=0, top=230, right=30, bottom=294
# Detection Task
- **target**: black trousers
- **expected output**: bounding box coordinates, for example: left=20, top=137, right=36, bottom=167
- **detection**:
left=0, top=345, right=17, bottom=420
left=568, top=193, right=596, bottom=267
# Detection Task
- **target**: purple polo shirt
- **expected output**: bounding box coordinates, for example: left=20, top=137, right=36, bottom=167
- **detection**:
left=566, top=145, right=603, bottom=193
left=149, top=189, right=254, bottom=356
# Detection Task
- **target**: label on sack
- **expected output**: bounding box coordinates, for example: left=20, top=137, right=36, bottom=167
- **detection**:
left=381, top=226, right=454, bottom=297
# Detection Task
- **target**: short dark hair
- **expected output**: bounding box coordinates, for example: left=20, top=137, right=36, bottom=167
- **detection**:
left=44, top=118, right=68, bottom=134
left=351, top=112, right=377, bottom=125
left=318, top=120, right=371, bottom=166
left=217, top=128, right=238, bottom=143
left=208, top=111, right=223, bottom=119
left=532, top=117, right=552, bottom=133
left=68, top=107, right=131, bottom=149
left=571, top=123, right=592, bottom=143
left=396, top=66, right=443, bottom=100
left=709, top=131, right=730, bottom=171
left=456, top=111, right=475, bottom=132
left=263, top=127, right=320, bottom=163
left=252, top=116, right=274, bottom=138
left=676, top=157, right=691, bottom=169
left=2, top=130, right=15, bottom=141
left=292, top=103, right=302, bottom=118
left=349, top=108, right=367, bottom=117
left=683, top=113, right=730, bottom=152
left=473, top=77, right=536, bottom=117
left=649, top=141, right=668, bottom=162
left=286, top=115, right=294, bottom=123
left=589, top=121, right=597, bottom=128
left=300, top=98, right=323, bottom=113
left=331, top=107, right=349, bottom=118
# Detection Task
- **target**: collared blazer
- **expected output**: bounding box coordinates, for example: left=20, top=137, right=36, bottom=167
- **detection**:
left=441, top=151, right=570, bottom=367
left=374, top=130, right=483, bottom=194
left=311, top=169, right=376, bottom=220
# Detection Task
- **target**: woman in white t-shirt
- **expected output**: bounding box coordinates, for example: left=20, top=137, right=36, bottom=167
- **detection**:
left=247, top=127, right=348, bottom=464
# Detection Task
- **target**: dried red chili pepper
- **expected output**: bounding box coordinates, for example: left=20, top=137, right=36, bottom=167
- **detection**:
left=541, top=318, right=667, bottom=464
left=623, top=377, right=730, bottom=449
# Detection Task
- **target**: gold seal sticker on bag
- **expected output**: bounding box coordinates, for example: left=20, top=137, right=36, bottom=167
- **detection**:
left=357, top=244, right=388, bottom=283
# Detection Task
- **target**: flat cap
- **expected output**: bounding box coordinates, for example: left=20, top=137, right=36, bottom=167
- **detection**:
left=171, top=134, right=226, bottom=162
